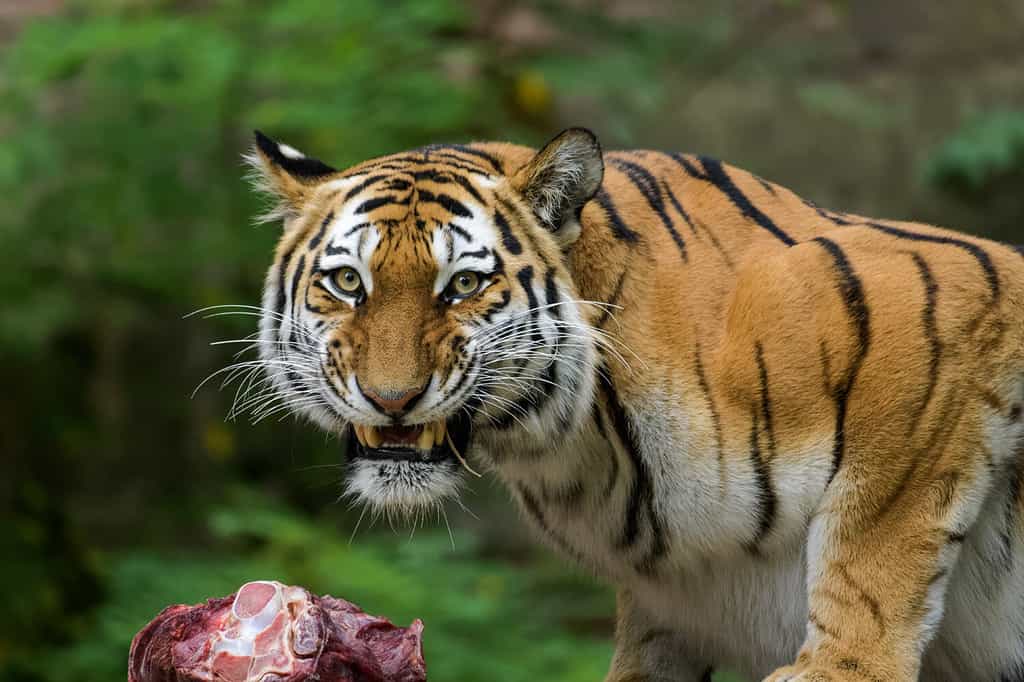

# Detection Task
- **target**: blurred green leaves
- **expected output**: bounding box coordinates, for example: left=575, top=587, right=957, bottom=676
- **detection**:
left=924, top=110, right=1024, bottom=199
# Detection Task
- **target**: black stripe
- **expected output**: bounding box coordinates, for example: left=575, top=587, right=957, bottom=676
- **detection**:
left=1012, top=244, right=1024, bottom=258
left=544, top=268, right=560, bottom=317
left=592, top=401, right=620, bottom=499
left=323, top=244, right=350, bottom=256
left=412, top=168, right=484, bottom=203
left=598, top=371, right=646, bottom=549
left=864, top=221, right=1000, bottom=302
left=308, top=211, right=333, bottom=249
left=489, top=267, right=549, bottom=430
left=424, top=143, right=503, bottom=174
left=694, top=342, right=724, bottom=479
left=517, top=483, right=585, bottom=562
left=494, top=205, right=523, bottom=255
left=747, top=343, right=778, bottom=550
left=274, top=246, right=296, bottom=336
left=639, top=494, right=667, bottom=574
left=481, top=288, right=511, bottom=323
left=639, top=628, right=673, bottom=646
left=803, top=198, right=853, bottom=226
left=700, top=157, right=797, bottom=246
left=609, top=158, right=687, bottom=261
left=542, top=479, right=585, bottom=510
left=417, top=189, right=473, bottom=218
left=343, top=221, right=370, bottom=237
left=344, top=174, right=389, bottom=201
left=289, top=254, right=305, bottom=324
left=660, top=180, right=695, bottom=233
left=664, top=185, right=736, bottom=270
left=595, top=190, right=640, bottom=242
left=747, top=405, right=775, bottom=549
left=355, top=195, right=403, bottom=214
left=665, top=151, right=707, bottom=180
left=594, top=268, right=627, bottom=329
left=700, top=667, right=715, bottom=682
left=447, top=222, right=473, bottom=242
left=755, top=342, right=777, bottom=458
left=754, top=175, right=776, bottom=195
left=596, top=370, right=666, bottom=575
left=357, top=154, right=494, bottom=178
left=908, top=253, right=942, bottom=436
left=456, top=247, right=490, bottom=261
left=813, top=237, right=871, bottom=483
left=283, top=253, right=309, bottom=391
left=382, top=178, right=411, bottom=191
left=516, top=266, right=539, bottom=314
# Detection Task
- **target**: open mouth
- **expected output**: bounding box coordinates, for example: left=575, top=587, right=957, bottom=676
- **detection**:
left=348, top=412, right=472, bottom=465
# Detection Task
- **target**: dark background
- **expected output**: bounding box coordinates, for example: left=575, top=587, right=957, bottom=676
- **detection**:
left=2, top=1, right=1023, bottom=680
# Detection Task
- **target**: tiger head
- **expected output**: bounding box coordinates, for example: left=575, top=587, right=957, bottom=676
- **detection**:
left=245, top=129, right=604, bottom=513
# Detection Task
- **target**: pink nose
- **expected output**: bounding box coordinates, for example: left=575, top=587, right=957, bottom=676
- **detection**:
left=362, top=384, right=425, bottom=415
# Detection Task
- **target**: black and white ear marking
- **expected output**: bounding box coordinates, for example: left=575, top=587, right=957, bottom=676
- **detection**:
left=245, top=130, right=338, bottom=224
left=253, top=130, right=337, bottom=179
left=512, top=127, right=603, bottom=247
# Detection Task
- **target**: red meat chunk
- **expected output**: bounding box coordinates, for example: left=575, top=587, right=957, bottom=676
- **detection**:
left=128, top=581, right=426, bottom=682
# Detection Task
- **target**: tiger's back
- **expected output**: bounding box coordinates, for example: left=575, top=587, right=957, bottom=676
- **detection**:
left=246, top=129, right=1024, bottom=681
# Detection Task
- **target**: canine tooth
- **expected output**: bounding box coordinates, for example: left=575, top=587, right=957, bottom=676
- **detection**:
left=365, top=426, right=382, bottom=448
left=434, top=420, right=445, bottom=446
left=353, top=425, right=366, bottom=446
left=418, top=424, right=434, bottom=451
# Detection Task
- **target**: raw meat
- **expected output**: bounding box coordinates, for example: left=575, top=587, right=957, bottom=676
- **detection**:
left=128, top=581, right=426, bottom=681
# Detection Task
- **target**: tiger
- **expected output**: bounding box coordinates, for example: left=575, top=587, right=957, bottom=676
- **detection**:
left=243, top=127, right=1024, bottom=681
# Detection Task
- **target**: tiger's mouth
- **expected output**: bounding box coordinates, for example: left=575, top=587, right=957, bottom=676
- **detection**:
left=347, top=412, right=472, bottom=465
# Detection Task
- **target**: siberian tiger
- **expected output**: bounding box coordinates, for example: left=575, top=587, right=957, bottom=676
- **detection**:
left=244, top=128, right=1024, bottom=681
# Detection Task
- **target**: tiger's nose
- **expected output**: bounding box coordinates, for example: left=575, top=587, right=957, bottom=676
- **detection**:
left=362, top=383, right=426, bottom=416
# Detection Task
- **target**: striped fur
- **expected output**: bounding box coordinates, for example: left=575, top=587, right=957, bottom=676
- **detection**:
left=246, top=129, right=1024, bottom=681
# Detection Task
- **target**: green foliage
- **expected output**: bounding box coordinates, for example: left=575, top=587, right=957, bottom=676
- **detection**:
left=923, top=110, right=1024, bottom=243
left=924, top=110, right=1024, bottom=198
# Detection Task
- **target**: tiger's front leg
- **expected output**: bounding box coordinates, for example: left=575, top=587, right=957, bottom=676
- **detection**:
left=605, top=588, right=712, bottom=682
left=763, top=439, right=988, bottom=682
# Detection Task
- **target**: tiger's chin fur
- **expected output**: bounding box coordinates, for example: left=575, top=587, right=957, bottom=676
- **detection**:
left=243, top=128, right=1024, bottom=681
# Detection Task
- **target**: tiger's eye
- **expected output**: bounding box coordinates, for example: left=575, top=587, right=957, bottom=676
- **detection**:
left=333, top=267, right=362, bottom=293
left=448, top=271, right=481, bottom=297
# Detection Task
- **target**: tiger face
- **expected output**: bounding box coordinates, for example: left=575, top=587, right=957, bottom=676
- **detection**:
left=246, top=129, right=604, bottom=513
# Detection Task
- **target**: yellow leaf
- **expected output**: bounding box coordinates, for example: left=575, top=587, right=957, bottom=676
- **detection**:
left=514, top=71, right=552, bottom=116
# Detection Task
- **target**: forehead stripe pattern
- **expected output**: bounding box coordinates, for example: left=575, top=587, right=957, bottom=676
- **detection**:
left=411, top=168, right=485, bottom=203
left=355, top=195, right=407, bottom=214
left=344, top=174, right=391, bottom=201
left=419, top=143, right=503, bottom=174
left=323, top=243, right=350, bottom=256
left=415, top=189, right=473, bottom=218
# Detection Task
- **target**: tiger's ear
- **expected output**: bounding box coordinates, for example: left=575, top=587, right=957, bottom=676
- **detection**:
left=511, top=127, right=603, bottom=247
left=245, top=130, right=338, bottom=224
